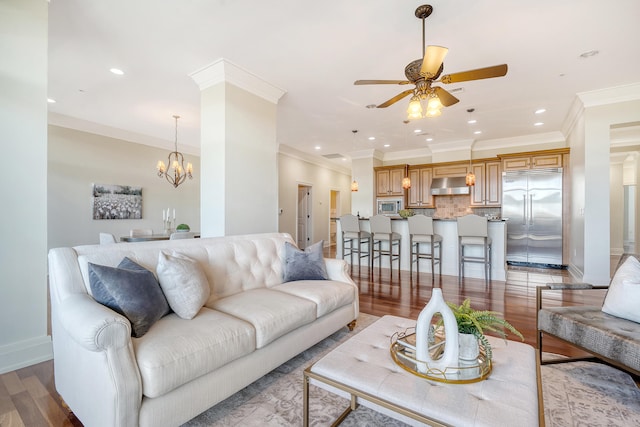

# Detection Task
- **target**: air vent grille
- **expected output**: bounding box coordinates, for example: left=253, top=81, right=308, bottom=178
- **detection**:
left=322, top=153, right=345, bottom=159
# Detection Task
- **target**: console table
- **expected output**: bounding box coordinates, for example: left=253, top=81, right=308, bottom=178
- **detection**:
left=304, top=315, right=542, bottom=426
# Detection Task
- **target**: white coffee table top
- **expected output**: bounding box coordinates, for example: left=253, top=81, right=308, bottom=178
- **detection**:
left=309, top=315, right=540, bottom=427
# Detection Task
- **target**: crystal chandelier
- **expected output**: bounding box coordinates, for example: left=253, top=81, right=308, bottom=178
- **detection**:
left=156, top=115, right=193, bottom=188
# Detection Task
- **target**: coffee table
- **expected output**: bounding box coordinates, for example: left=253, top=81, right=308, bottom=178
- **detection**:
left=303, top=315, right=543, bottom=426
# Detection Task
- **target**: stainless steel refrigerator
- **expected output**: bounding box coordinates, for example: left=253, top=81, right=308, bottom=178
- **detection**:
left=502, top=169, right=563, bottom=266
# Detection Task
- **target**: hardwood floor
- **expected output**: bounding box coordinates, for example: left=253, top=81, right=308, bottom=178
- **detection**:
left=0, top=251, right=615, bottom=426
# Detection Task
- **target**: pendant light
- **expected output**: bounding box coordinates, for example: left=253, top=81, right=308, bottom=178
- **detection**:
left=350, top=130, right=359, bottom=192
left=466, top=147, right=476, bottom=186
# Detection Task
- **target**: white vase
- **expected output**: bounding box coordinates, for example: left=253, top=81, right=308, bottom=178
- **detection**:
left=415, top=288, right=459, bottom=373
left=458, top=333, right=480, bottom=362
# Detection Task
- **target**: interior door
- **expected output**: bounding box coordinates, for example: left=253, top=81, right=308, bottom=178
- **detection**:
left=297, top=185, right=311, bottom=249
left=503, top=171, right=528, bottom=263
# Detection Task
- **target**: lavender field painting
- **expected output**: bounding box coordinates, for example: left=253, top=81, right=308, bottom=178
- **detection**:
left=92, top=184, right=142, bottom=220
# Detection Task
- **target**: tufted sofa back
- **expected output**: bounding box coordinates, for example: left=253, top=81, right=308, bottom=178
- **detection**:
left=53, top=233, right=296, bottom=306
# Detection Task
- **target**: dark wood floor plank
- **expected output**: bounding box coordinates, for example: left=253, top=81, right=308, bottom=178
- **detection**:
left=11, top=390, right=49, bottom=427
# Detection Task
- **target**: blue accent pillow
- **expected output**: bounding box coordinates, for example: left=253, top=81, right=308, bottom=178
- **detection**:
left=88, top=257, right=171, bottom=338
left=283, top=240, right=328, bottom=282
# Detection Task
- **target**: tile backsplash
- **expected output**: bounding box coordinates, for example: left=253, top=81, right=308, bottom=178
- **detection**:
left=435, top=195, right=473, bottom=218
left=409, top=196, right=502, bottom=218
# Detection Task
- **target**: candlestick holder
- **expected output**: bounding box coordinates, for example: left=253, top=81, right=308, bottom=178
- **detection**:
left=163, top=219, right=174, bottom=235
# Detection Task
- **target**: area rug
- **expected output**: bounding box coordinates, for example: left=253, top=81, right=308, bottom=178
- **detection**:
left=182, top=313, right=640, bottom=426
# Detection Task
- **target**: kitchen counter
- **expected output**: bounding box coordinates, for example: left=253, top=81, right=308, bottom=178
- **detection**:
left=336, top=217, right=506, bottom=281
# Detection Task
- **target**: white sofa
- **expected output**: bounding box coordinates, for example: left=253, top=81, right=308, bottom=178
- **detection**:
left=48, top=233, right=359, bottom=426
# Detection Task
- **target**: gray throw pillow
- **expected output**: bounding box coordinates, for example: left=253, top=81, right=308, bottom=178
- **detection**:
left=88, top=257, right=171, bottom=338
left=283, top=240, right=328, bottom=282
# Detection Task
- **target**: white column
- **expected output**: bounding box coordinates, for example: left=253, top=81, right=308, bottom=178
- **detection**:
left=350, top=150, right=382, bottom=218
left=191, top=59, right=285, bottom=236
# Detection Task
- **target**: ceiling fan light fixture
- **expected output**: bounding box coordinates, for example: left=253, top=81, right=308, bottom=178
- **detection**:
left=407, top=96, right=423, bottom=120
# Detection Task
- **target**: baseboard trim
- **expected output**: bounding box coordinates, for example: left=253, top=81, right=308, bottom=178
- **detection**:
left=0, top=335, right=53, bottom=374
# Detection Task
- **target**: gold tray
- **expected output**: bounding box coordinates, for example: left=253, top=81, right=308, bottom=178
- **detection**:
left=390, top=328, right=492, bottom=384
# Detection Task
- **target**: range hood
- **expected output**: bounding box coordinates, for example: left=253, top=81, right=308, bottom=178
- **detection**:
left=430, top=177, right=470, bottom=195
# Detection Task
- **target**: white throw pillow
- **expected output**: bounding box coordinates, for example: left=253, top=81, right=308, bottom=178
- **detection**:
left=602, top=255, right=640, bottom=323
left=156, top=251, right=210, bottom=319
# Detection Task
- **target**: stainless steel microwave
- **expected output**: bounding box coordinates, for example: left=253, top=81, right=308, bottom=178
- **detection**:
left=377, top=198, right=403, bottom=216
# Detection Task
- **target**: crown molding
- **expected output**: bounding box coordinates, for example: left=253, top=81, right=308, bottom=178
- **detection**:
left=278, top=144, right=351, bottom=175
left=577, top=82, right=640, bottom=107
left=473, top=131, right=566, bottom=151
left=190, top=58, right=286, bottom=104
left=48, top=113, right=201, bottom=156
left=382, top=147, right=432, bottom=162
left=427, top=139, right=475, bottom=153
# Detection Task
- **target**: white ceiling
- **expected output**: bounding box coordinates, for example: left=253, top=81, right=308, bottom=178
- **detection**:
left=48, top=0, right=640, bottom=163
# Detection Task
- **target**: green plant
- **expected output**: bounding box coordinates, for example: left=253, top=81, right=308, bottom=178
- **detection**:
left=437, top=298, right=523, bottom=360
left=398, top=209, right=414, bottom=218
left=176, top=223, right=190, bottom=231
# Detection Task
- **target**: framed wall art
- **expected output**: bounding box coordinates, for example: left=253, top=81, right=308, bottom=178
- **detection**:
left=92, top=184, right=142, bottom=219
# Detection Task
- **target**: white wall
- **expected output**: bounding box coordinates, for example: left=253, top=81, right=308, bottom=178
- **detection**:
left=570, top=94, right=640, bottom=283
left=0, top=0, right=51, bottom=373
left=278, top=152, right=352, bottom=245
left=48, top=126, right=201, bottom=249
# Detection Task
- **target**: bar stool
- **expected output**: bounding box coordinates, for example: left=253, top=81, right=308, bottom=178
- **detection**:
left=339, top=214, right=371, bottom=272
left=457, top=214, right=492, bottom=285
left=408, top=215, right=442, bottom=282
left=370, top=215, right=401, bottom=275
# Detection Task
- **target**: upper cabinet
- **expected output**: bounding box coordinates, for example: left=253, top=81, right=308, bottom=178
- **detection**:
left=406, top=166, right=434, bottom=208
left=500, top=149, right=567, bottom=171
left=470, top=161, right=501, bottom=206
left=375, top=166, right=405, bottom=197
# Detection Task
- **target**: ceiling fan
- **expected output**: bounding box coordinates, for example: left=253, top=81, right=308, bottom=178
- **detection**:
left=355, top=4, right=508, bottom=119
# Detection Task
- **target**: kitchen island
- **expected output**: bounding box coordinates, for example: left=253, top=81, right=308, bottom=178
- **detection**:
left=336, top=217, right=507, bottom=281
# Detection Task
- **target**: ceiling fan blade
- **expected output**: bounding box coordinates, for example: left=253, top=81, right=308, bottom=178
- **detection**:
left=433, top=86, right=459, bottom=107
left=438, top=64, right=508, bottom=84
left=420, top=45, right=449, bottom=79
left=377, top=89, right=415, bottom=108
left=354, top=80, right=412, bottom=85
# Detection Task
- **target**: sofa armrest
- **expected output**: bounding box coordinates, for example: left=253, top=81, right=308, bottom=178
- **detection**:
left=57, top=293, right=132, bottom=351
left=53, top=293, right=142, bottom=426
left=324, top=258, right=356, bottom=285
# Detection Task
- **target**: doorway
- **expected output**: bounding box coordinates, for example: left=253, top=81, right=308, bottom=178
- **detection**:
left=297, top=185, right=312, bottom=249
left=329, top=190, right=340, bottom=247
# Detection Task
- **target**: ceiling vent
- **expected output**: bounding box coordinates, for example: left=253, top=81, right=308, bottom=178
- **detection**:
left=322, top=153, right=345, bottom=159
left=448, top=87, right=464, bottom=93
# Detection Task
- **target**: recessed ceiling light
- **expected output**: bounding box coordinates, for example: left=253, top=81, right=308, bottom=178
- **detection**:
left=383, top=144, right=390, bottom=147
left=579, top=50, right=599, bottom=59
left=413, top=129, right=422, bottom=133
left=47, top=98, right=56, bottom=103
left=314, top=146, right=321, bottom=150
left=426, top=137, right=433, bottom=142
left=534, top=122, right=544, bottom=126
left=467, top=119, right=477, bottom=124
left=535, top=108, right=546, bottom=114
left=474, top=130, right=482, bottom=135
left=342, top=158, right=347, bottom=161
left=368, top=136, right=375, bottom=141
left=110, top=68, right=124, bottom=75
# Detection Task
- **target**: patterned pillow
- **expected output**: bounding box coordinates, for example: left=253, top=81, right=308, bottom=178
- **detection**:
left=156, top=251, right=210, bottom=319
left=283, top=240, right=328, bottom=282
left=602, top=255, right=640, bottom=323
left=88, top=257, right=171, bottom=337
